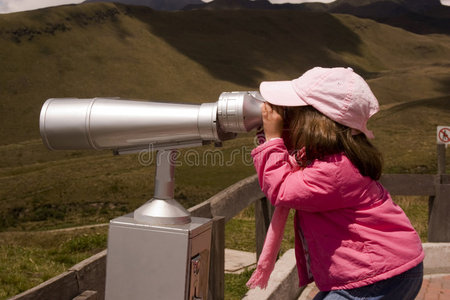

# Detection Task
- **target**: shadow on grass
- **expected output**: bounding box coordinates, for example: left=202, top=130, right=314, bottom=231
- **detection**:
left=375, top=96, right=450, bottom=120
left=129, top=7, right=364, bottom=86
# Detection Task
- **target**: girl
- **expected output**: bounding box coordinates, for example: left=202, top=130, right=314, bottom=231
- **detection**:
left=247, top=67, right=424, bottom=299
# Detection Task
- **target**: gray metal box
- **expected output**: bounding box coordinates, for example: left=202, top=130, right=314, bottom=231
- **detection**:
left=105, top=214, right=212, bottom=300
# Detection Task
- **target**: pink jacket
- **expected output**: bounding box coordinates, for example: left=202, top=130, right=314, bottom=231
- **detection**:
left=252, top=139, right=424, bottom=291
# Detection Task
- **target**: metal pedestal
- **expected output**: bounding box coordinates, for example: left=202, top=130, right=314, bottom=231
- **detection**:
left=105, top=214, right=212, bottom=300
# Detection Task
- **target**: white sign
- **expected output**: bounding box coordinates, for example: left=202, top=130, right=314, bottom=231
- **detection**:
left=437, top=126, right=450, bottom=145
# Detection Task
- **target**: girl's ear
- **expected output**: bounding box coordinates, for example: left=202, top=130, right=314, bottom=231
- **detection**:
left=273, top=105, right=285, bottom=118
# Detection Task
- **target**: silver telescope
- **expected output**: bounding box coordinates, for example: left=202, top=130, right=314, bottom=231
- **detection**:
left=39, top=91, right=264, bottom=225
left=40, top=91, right=263, bottom=154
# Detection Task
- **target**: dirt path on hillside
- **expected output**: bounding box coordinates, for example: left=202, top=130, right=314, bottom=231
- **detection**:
left=0, top=223, right=109, bottom=236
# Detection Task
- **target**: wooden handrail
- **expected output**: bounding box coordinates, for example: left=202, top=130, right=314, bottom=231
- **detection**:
left=11, top=171, right=449, bottom=300
left=189, top=174, right=264, bottom=220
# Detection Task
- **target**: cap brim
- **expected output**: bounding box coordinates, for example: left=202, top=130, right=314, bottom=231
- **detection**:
left=259, top=80, right=308, bottom=107
left=362, top=128, right=375, bottom=139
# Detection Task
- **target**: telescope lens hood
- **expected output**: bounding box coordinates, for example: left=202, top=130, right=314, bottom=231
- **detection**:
left=217, top=91, right=263, bottom=134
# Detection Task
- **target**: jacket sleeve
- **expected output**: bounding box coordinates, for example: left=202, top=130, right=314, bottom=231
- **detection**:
left=251, top=139, right=351, bottom=212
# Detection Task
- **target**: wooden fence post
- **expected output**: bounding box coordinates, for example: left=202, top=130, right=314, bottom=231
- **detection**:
left=428, top=181, right=450, bottom=242
left=255, top=197, right=273, bottom=260
left=428, top=144, right=449, bottom=242
left=209, top=216, right=225, bottom=300
left=437, top=144, right=446, bottom=175
left=69, top=250, right=107, bottom=300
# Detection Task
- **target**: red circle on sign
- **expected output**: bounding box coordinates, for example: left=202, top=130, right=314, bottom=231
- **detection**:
left=438, top=127, right=450, bottom=143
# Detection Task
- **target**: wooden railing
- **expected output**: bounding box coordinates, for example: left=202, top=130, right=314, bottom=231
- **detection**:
left=11, top=145, right=449, bottom=300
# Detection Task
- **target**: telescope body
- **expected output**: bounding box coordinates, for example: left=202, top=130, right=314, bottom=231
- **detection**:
left=40, top=92, right=263, bottom=153
left=39, top=91, right=263, bottom=226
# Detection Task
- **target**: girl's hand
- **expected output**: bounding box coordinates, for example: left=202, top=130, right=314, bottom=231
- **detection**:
left=261, top=102, right=284, bottom=140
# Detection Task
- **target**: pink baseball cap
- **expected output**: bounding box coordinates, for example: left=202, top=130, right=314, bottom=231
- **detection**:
left=259, top=67, right=379, bottom=139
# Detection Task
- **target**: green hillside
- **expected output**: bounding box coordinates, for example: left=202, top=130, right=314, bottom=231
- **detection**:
left=1, top=1, right=449, bottom=229
left=1, top=0, right=450, bottom=222
left=0, top=2, right=449, bottom=298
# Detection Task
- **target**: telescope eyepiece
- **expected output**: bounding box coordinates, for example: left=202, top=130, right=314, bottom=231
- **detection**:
left=217, top=91, right=263, bottom=134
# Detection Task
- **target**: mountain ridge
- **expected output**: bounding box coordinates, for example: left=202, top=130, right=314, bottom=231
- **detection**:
left=84, top=0, right=203, bottom=11
left=77, top=0, right=450, bottom=34
left=184, top=0, right=450, bottom=34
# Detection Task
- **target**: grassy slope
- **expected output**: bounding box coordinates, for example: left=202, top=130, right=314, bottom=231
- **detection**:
left=0, top=226, right=108, bottom=298
left=0, top=3, right=449, bottom=230
left=0, top=3, right=449, bottom=298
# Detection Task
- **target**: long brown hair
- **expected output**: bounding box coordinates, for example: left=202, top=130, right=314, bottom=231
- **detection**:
left=286, top=106, right=383, bottom=180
